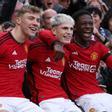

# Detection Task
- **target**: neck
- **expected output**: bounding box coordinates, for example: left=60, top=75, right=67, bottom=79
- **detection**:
left=11, top=27, right=26, bottom=43
left=74, top=35, right=90, bottom=48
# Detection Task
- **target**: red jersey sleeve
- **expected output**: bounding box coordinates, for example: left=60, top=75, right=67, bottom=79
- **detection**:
left=38, top=29, right=58, bottom=47
left=105, top=55, right=112, bottom=68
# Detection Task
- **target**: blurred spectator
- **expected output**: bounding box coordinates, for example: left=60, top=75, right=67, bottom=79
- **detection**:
left=58, top=0, right=71, bottom=10
left=30, top=0, right=43, bottom=8
left=1, top=21, right=15, bottom=32
left=42, top=0, right=58, bottom=9
left=86, top=0, right=109, bottom=16
left=61, top=0, right=87, bottom=16
left=102, top=0, right=112, bottom=8
left=15, top=0, right=30, bottom=10
left=87, top=0, right=102, bottom=11
left=101, top=9, right=112, bottom=34
left=0, top=0, right=17, bottom=24
left=100, top=64, right=112, bottom=94
left=41, top=0, right=64, bottom=13
left=86, top=6, right=111, bottom=42
left=30, top=0, right=60, bottom=10
left=41, top=9, right=57, bottom=29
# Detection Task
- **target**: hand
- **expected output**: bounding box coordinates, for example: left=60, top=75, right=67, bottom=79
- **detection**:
left=105, top=38, right=112, bottom=49
left=93, top=26, right=99, bottom=35
left=53, top=41, right=65, bottom=61
left=99, top=0, right=109, bottom=12
left=93, top=27, right=105, bottom=42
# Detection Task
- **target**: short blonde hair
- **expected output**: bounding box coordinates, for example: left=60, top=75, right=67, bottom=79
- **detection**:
left=50, top=13, right=75, bottom=27
left=15, top=5, right=41, bottom=17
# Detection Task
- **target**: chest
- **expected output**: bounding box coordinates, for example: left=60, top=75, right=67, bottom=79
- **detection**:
left=68, top=44, right=101, bottom=68
left=1, top=41, right=27, bottom=64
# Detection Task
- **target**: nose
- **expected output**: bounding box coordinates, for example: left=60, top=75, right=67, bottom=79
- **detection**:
left=67, top=28, right=73, bottom=34
left=85, top=22, right=93, bottom=28
left=33, top=18, right=40, bottom=27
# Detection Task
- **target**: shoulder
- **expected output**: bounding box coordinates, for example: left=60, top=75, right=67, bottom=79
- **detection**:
left=0, top=32, right=12, bottom=46
left=39, top=29, right=57, bottom=40
left=39, top=29, right=53, bottom=36
left=29, top=38, right=47, bottom=51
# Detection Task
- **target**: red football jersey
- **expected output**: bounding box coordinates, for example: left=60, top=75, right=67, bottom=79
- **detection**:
left=28, top=37, right=69, bottom=103
left=0, top=32, right=28, bottom=97
left=64, top=40, right=112, bottom=100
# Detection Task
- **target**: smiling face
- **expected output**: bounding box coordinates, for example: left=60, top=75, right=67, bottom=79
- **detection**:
left=18, top=12, right=40, bottom=38
left=91, top=12, right=101, bottom=29
left=43, top=0, right=55, bottom=9
left=52, top=23, right=74, bottom=44
left=75, top=14, right=93, bottom=42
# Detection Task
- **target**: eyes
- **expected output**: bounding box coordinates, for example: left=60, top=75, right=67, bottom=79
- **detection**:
left=79, top=21, right=93, bottom=26
left=27, top=16, right=40, bottom=22
left=36, top=18, right=41, bottom=22
left=60, top=26, right=74, bottom=31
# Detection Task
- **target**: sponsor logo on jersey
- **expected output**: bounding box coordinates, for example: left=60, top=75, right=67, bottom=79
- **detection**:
left=69, top=60, right=96, bottom=73
left=90, top=52, right=98, bottom=61
left=12, top=50, right=17, bottom=55
left=40, top=67, right=62, bottom=79
left=9, top=59, right=27, bottom=69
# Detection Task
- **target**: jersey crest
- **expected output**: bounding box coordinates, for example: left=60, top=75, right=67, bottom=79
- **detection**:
left=90, top=52, right=98, bottom=61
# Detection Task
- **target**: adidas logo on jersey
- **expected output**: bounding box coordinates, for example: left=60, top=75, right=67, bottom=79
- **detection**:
left=12, top=50, right=17, bottom=55
left=72, top=51, right=78, bottom=55
left=45, top=57, right=51, bottom=62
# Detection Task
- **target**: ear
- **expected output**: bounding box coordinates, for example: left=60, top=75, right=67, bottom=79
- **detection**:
left=51, top=27, right=56, bottom=36
left=16, top=17, right=22, bottom=25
